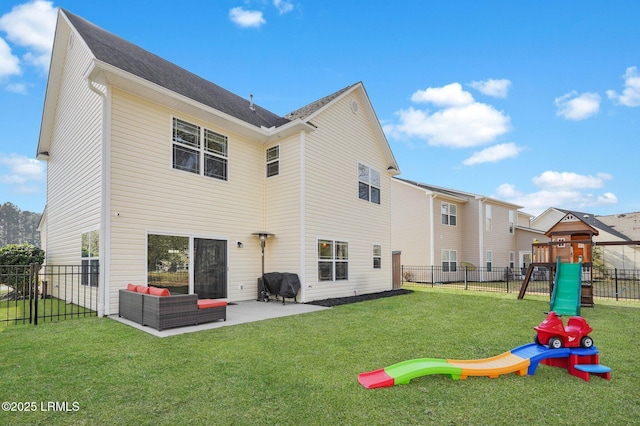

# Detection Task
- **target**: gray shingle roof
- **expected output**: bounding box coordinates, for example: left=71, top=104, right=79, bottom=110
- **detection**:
left=556, top=208, right=630, bottom=240
left=285, top=83, right=358, bottom=120
left=62, top=9, right=290, bottom=129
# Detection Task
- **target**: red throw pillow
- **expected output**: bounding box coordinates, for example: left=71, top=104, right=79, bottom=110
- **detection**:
left=136, top=285, right=150, bottom=294
left=148, top=286, right=171, bottom=297
left=127, top=283, right=137, bottom=292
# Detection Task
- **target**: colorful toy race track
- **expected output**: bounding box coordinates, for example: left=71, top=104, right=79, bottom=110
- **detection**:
left=549, top=257, right=583, bottom=316
left=358, top=343, right=611, bottom=389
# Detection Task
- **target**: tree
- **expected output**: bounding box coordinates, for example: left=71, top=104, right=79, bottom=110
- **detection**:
left=0, top=202, right=42, bottom=247
left=0, top=243, right=46, bottom=299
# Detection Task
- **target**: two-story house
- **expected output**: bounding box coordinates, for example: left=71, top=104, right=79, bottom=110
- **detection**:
left=36, top=9, right=399, bottom=316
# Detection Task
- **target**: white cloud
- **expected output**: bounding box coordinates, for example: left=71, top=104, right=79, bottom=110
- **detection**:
left=273, top=0, right=294, bottom=14
left=229, top=7, right=266, bottom=28
left=554, top=91, right=601, bottom=120
left=463, top=142, right=523, bottom=165
left=469, top=78, right=511, bottom=98
left=410, top=82, right=474, bottom=107
left=0, top=37, right=21, bottom=78
left=0, top=153, right=46, bottom=197
left=0, top=0, right=57, bottom=74
left=6, top=82, right=28, bottom=94
left=385, top=82, right=511, bottom=148
left=495, top=171, right=617, bottom=216
left=532, top=171, right=611, bottom=190
left=606, top=66, right=640, bottom=107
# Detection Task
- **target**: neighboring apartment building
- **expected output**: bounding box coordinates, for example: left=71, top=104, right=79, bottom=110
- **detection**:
left=36, top=10, right=399, bottom=316
left=391, top=178, right=528, bottom=274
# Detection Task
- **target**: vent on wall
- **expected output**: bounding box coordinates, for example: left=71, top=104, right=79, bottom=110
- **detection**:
left=351, top=100, right=359, bottom=113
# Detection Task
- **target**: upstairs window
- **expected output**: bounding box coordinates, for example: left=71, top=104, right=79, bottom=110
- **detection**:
left=358, top=163, right=380, bottom=204
left=485, top=205, right=492, bottom=232
left=266, top=145, right=279, bottom=177
left=509, top=210, right=515, bottom=234
left=441, top=202, right=457, bottom=226
left=172, top=117, right=228, bottom=180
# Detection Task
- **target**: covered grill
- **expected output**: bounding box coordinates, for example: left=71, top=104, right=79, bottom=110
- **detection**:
left=260, top=272, right=301, bottom=304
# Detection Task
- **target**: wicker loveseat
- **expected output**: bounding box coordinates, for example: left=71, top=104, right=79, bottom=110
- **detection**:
left=119, top=284, right=226, bottom=331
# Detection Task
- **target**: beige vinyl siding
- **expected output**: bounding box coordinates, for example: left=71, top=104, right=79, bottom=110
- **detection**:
left=483, top=204, right=517, bottom=269
left=460, top=199, right=481, bottom=265
left=301, top=92, right=392, bottom=301
left=264, top=137, right=302, bottom=276
left=390, top=179, right=431, bottom=265
left=44, top=27, right=101, bottom=308
left=108, top=90, right=265, bottom=311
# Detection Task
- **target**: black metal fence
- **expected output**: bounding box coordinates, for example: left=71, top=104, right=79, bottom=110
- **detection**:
left=0, top=263, right=98, bottom=326
left=402, top=265, right=640, bottom=302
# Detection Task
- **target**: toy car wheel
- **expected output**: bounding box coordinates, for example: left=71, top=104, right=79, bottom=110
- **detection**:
left=581, top=336, right=594, bottom=348
left=534, top=335, right=541, bottom=345
left=548, top=337, right=563, bottom=349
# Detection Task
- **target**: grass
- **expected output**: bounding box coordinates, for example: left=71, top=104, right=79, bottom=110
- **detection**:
left=0, top=297, right=94, bottom=327
left=0, top=288, right=638, bottom=425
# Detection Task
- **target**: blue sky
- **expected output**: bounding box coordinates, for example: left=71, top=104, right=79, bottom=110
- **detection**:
left=1, top=0, right=638, bottom=217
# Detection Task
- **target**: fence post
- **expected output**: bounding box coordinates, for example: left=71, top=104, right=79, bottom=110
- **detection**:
left=431, top=265, right=434, bottom=287
left=30, top=263, right=39, bottom=325
left=464, top=267, right=468, bottom=290
left=615, top=268, right=619, bottom=302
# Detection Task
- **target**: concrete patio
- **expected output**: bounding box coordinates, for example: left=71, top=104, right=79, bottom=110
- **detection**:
left=111, top=299, right=330, bottom=337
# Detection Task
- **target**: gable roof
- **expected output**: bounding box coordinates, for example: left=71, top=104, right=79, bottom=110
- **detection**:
left=394, top=177, right=523, bottom=208
left=62, top=9, right=288, bottom=130
left=285, top=83, right=357, bottom=121
left=555, top=208, right=629, bottom=241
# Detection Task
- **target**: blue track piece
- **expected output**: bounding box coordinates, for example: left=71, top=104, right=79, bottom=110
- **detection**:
left=511, top=343, right=571, bottom=375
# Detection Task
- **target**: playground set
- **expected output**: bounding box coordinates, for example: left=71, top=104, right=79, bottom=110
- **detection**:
left=358, top=253, right=612, bottom=389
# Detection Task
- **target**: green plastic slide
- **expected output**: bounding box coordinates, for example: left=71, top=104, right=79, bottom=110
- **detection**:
left=549, top=256, right=582, bottom=316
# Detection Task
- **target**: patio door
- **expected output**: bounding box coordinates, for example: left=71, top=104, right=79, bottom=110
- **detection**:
left=194, top=238, right=227, bottom=299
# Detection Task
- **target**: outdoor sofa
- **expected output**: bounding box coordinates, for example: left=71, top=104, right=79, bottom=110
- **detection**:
left=119, top=284, right=226, bottom=331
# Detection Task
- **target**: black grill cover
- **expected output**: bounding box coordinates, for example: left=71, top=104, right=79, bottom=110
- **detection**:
left=262, top=272, right=300, bottom=299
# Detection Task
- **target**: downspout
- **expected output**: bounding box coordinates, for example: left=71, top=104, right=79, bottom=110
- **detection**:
left=299, top=130, right=306, bottom=302
left=429, top=193, right=436, bottom=266
left=477, top=197, right=485, bottom=281
left=87, top=75, right=111, bottom=317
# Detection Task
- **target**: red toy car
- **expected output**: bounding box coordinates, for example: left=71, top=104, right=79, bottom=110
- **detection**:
left=534, top=311, right=594, bottom=349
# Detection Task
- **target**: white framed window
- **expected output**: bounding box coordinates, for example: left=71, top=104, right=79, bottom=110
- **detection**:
left=509, top=251, right=515, bottom=269
left=441, top=249, right=457, bottom=272
left=358, top=163, right=380, bottom=204
left=373, top=244, right=382, bottom=269
left=172, top=117, right=228, bottom=180
left=81, top=230, right=99, bottom=287
left=485, top=205, right=492, bottom=232
left=266, top=145, right=279, bottom=177
left=557, top=237, right=566, bottom=248
left=486, top=250, right=493, bottom=272
left=318, top=239, right=349, bottom=281
left=441, top=202, right=457, bottom=226
left=509, top=210, right=515, bottom=234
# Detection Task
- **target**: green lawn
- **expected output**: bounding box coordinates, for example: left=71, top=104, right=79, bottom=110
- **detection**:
left=0, top=288, right=638, bottom=425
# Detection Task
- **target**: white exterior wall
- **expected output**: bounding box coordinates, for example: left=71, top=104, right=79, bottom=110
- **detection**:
left=107, top=89, right=265, bottom=312
left=390, top=179, right=431, bottom=266
left=43, top=25, right=101, bottom=308
left=301, top=91, right=393, bottom=300
left=433, top=196, right=465, bottom=268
